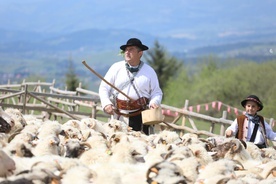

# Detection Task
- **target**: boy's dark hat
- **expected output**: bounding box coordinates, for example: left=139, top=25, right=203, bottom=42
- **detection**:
left=241, top=95, right=263, bottom=111
left=120, top=38, right=149, bottom=51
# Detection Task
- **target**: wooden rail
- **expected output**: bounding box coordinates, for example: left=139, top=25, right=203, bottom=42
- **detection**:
left=0, top=80, right=105, bottom=121
left=160, top=104, right=233, bottom=137
left=0, top=80, right=275, bottom=145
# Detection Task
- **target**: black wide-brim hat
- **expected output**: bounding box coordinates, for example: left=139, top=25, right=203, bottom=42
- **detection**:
left=120, top=38, right=149, bottom=51
left=241, top=95, right=263, bottom=111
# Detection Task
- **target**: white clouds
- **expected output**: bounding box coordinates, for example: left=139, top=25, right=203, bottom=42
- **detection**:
left=218, top=31, right=254, bottom=38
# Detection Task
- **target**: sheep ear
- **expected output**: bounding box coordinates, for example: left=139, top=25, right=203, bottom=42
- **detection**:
left=150, top=167, right=159, bottom=174
left=161, top=153, right=168, bottom=159
left=230, top=140, right=241, bottom=153
left=80, top=142, right=91, bottom=149
left=262, top=166, right=276, bottom=179
left=59, top=130, right=66, bottom=136
left=167, top=145, right=173, bottom=151
left=131, top=150, right=140, bottom=156
left=110, top=134, right=116, bottom=139
left=99, top=132, right=107, bottom=139
left=49, top=140, right=55, bottom=145
left=194, top=150, right=201, bottom=157
left=146, top=165, right=159, bottom=183
left=271, top=167, right=276, bottom=177
left=114, top=138, right=120, bottom=142
left=182, top=137, right=192, bottom=146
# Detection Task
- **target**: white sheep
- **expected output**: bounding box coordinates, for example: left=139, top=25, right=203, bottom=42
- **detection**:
left=61, top=165, right=95, bottom=184
left=102, top=118, right=128, bottom=136
left=144, top=143, right=172, bottom=167
left=0, top=149, right=16, bottom=177
left=0, top=133, right=9, bottom=147
left=37, top=120, right=62, bottom=139
left=245, top=141, right=263, bottom=160
left=172, top=156, right=200, bottom=184
left=78, top=144, right=111, bottom=166
left=63, top=119, right=81, bottom=129
left=0, top=107, right=15, bottom=124
left=152, top=130, right=182, bottom=145
left=195, top=159, right=237, bottom=184
left=89, top=163, right=123, bottom=184
left=22, top=114, right=43, bottom=125
left=3, top=141, right=34, bottom=158
left=60, top=124, right=82, bottom=140
left=32, top=135, right=60, bottom=156
left=63, top=139, right=90, bottom=158
left=146, top=161, right=187, bottom=184
left=4, top=108, right=26, bottom=133
left=84, top=130, right=109, bottom=149
left=260, top=147, right=276, bottom=162
left=187, top=143, right=214, bottom=166
left=109, top=137, right=144, bottom=164
left=80, top=118, right=106, bottom=133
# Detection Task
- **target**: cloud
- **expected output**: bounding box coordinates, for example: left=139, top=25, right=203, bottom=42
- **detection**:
left=218, top=31, right=254, bottom=37
left=170, top=33, right=197, bottom=40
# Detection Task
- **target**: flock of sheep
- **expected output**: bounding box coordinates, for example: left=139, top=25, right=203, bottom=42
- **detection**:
left=0, top=107, right=276, bottom=184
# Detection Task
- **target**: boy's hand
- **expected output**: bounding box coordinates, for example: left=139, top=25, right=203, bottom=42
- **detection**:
left=225, top=129, right=233, bottom=137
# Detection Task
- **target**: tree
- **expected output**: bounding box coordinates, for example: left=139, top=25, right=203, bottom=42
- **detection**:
left=144, top=40, right=183, bottom=91
left=65, top=57, right=80, bottom=91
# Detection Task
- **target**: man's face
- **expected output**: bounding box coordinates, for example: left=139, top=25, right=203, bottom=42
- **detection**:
left=124, top=46, right=142, bottom=66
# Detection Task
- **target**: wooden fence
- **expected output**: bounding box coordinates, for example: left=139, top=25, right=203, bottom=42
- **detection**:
left=0, top=80, right=275, bottom=144
left=0, top=80, right=104, bottom=121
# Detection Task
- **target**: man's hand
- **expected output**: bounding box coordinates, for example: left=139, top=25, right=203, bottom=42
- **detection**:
left=149, top=103, right=159, bottom=109
left=104, top=104, right=114, bottom=115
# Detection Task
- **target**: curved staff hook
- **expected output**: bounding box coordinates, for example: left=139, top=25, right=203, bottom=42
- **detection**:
left=82, top=60, right=134, bottom=101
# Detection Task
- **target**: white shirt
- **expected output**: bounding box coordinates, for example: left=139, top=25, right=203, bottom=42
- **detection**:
left=226, top=117, right=276, bottom=144
left=99, top=60, right=163, bottom=111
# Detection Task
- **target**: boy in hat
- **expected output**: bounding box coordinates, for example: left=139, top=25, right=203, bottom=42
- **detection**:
left=225, top=95, right=276, bottom=148
left=99, top=38, right=163, bottom=135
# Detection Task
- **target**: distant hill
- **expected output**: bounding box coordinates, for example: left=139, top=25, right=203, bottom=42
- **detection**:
left=0, top=27, right=276, bottom=90
left=0, top=0, right=276, bottom=89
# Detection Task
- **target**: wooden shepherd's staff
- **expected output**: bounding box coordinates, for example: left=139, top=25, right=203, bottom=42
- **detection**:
left=82, top=60, right=134, bottom=101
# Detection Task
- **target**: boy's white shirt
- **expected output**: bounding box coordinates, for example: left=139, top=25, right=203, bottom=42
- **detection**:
left=226, top=117, right=276, bottom=144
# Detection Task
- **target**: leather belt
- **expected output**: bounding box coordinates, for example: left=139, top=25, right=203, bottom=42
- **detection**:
left=116, top=97, right=149, bottom=110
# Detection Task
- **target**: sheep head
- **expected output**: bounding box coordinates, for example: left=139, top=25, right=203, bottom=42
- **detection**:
left=146, top=161, right=188, bottom=184
left=0, top=116, right=12, bottom=133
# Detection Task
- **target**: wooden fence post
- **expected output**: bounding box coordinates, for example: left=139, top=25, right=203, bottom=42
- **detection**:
left=180, top=100, right=189, bottom=137
left=22, top=84, right=28, bottom=114
left=220, top=111, right=228, bottom=136
left=91, top=102, right=97, bottom=119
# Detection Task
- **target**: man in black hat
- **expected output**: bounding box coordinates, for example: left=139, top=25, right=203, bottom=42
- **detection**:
left=225, top=95, right=276, bottom=148
left=99, top=38, right=163, bottom=135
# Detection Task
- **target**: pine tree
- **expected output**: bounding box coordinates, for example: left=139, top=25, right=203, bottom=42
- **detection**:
left=144, top=40, right=183, bottom=90
left=65, top=58, right=80, bottom=91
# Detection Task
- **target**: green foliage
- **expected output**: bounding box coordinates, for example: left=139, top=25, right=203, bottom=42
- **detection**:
left=144, top=40, right=183, bottom=91
left=163, top=67, right=191, bottom=107
left=163, top=59, right=276, bottom=120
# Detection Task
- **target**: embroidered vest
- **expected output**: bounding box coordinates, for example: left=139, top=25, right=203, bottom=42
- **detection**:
left=235, top=114, right=266, bottom=141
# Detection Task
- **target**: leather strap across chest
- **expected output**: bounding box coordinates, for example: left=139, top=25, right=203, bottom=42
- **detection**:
left=236, top=114, right=266, bottom=142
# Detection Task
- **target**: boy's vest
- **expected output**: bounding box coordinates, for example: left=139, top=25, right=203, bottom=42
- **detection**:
left=235, top=114, right=266, bottom=141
